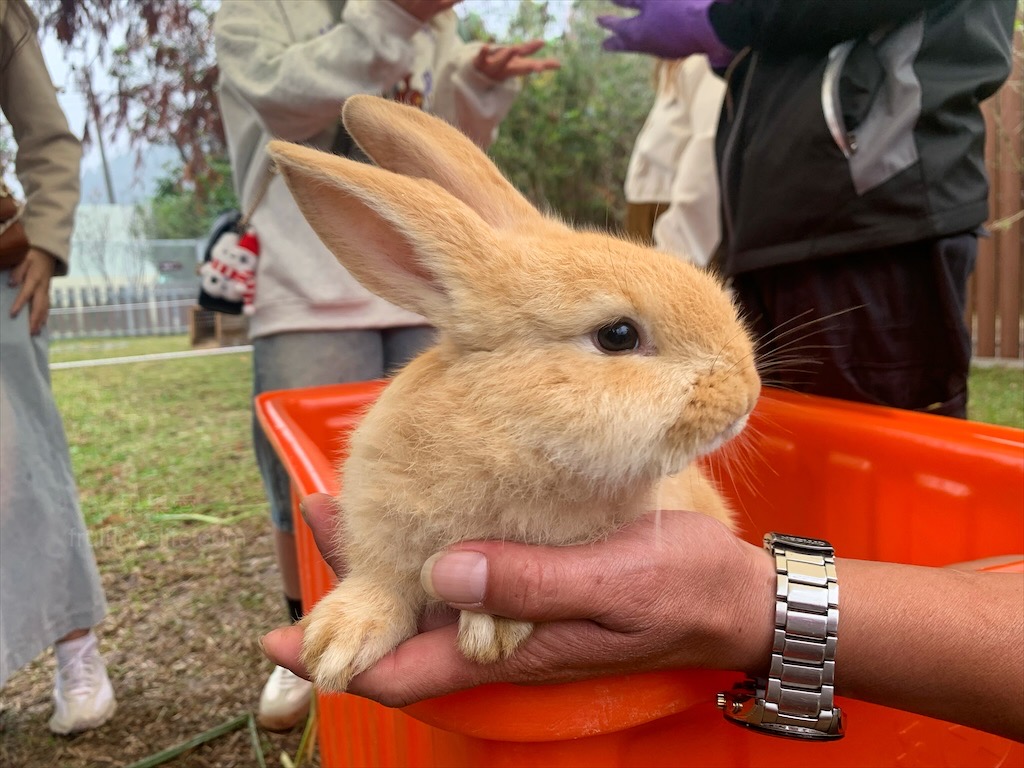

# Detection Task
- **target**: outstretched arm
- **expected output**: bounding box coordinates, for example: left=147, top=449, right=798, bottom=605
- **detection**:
left=263, top=493, right=1024, bottom=741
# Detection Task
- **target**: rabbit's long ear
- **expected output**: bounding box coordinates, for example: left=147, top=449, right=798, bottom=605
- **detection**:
left=268, top=140, right=494, bottom=325
left=340, top=95, right=540, bottom=230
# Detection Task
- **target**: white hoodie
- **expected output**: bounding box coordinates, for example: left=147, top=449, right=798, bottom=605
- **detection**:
left=214, top=0, right=519, bottom=339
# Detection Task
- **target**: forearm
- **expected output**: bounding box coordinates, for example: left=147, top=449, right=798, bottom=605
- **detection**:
left=834, top=559, right=1023, bottom=741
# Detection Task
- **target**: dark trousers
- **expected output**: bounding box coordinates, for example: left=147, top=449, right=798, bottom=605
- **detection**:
left=732, top=233, right=976, bottom=418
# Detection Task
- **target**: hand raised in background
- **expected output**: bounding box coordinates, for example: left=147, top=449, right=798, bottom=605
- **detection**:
left=390, top=0, right=559, bottom=81
left=597, top=0, right=735, bottom=68
left=473, top=40, right=560, bottom=81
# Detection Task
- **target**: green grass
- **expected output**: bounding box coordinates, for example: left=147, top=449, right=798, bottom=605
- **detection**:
left=52, top=338, right=263, bottom=572
left=968, top=365, right=1024, bottom=430
left=50, top=334, right=196, bottom=363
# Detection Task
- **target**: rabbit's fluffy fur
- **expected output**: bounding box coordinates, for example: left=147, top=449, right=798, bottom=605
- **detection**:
left=268, top=95, right=761, bottom=693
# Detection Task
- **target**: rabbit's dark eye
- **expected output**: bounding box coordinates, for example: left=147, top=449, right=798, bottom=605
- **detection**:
left=594, top=320, right=640, bottom=353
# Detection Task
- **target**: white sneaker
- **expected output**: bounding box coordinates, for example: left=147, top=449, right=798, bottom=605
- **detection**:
left=257, top=665, right=313, bottom=731
left=48, top=633, right=117, bottom=735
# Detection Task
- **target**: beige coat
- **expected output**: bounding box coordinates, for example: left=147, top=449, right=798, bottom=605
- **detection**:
left=624, top=56, right=725, bottom=268
left=0, top=0, right=81, bottom=274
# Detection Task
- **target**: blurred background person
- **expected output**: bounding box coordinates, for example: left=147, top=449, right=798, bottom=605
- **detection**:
left=214, top=0, right=558, bottom=731
left=624, top=55, right=725, bottom=268
left=599, top=0, right=1016, bottom=417
left=0, top=0, right=116, bottom=735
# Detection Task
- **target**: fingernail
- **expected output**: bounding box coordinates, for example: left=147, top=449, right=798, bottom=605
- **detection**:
left=420, top=550, right=487, bottom=605
left=257, top=634, right=268, bottom=656
left=298, top=499, right=308, bottom=522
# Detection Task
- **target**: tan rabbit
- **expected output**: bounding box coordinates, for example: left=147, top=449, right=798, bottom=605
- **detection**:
left=267, top=95, right=761, bottom=694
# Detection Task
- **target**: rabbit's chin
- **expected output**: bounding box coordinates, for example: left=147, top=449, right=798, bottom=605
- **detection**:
left=663, top=414, right=749, bottom=475
left=705, top=414, right=750, bottom=455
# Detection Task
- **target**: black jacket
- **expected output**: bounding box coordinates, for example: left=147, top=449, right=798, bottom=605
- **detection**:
left=709, top=0, right=1016, bottom=276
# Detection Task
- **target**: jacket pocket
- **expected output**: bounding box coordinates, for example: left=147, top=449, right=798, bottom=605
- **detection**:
left=822, top=14, right=924, bottom=195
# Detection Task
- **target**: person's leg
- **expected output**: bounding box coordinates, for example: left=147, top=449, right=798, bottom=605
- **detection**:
left=0, top=277, right=113, bottom=734
left=382, top=325, right=436, bottom=373
left=732, top=235, right=975, bottom=416
left=924, top=233, right=975, bottom=418
left=252, top=330, right=388, bottom=596
left=252, top=329, right=387, bottom=729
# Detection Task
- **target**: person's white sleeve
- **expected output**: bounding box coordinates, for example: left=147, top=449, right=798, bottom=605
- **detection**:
left=215, top=0, right=424, bottom=142
left=652, top=61, right=726, bottom=267
left=625, top=73, right=688, bottom=204
left=429, top=30, right=520, bottom=150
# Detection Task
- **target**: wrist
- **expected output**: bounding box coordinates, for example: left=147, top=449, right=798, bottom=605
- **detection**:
left=718, top=534, right=844, bottom=740
left=706, top=538, right=775, bottom=675
left=707, top=0, right=751, bottom=56
left=28, top=246, right=59, bottom=275
left=695, top=3, right=736, bottom=69
left=739, top=543, right=776, bottom=675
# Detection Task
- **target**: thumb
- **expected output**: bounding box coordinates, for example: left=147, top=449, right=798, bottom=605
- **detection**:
left=420, top=535, right=634, bottom=624
left=595, top=14, right=627, bottom=33
left=601, top=34, right=629, bottom=53
left=260, top=624, right=309, bottom=679
left=596, top=16, right=638, bottom=52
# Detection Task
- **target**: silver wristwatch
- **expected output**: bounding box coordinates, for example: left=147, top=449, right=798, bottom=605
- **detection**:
left=717, top=532, right=844, bottom=740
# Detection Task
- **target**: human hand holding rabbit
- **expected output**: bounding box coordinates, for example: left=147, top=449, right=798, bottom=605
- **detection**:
left=260, top=100, right=1021, bottom=740
left=262, top=492, right=1024, bottom=742
left=261, top=492, right=776, bottom=707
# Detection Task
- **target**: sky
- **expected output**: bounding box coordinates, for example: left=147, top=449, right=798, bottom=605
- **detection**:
left=39, top=0, right=576, bottom=176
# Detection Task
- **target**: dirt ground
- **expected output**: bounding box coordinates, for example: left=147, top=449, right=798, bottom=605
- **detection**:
left=0, top=515, right=320, bottom=767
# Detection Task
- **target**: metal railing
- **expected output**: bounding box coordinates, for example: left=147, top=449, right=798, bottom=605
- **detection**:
left=49, top=284, right=197, bottom=339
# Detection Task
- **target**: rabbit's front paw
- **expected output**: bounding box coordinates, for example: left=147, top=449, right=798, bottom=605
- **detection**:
left=457, top=612, right=533, bottom=664
left=300, top=578, right=418, bottom=693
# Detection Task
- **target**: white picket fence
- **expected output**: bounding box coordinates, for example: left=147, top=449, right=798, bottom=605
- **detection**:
left=49, top=283, right=199, bottom=340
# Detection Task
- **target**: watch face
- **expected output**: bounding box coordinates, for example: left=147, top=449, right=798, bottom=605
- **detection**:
left=764, top=532, right=833, bottom=553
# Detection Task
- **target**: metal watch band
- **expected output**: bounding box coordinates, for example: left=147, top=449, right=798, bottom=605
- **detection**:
left=717, top=533, right=844, bottom=740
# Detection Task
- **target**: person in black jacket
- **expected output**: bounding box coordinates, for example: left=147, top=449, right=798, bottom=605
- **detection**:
left=598, top=0, right=1016, bottom=418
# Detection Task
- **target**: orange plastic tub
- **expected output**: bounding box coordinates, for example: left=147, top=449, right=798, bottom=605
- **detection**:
left=255, top=383, right=1024, bottom=768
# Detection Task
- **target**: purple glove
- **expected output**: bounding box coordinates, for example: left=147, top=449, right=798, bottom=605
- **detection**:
left=597, top=0, right=735, bottom=68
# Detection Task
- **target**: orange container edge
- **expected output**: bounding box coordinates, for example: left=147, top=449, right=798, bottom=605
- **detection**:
left=255, top=384, right=1024, bottom=767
